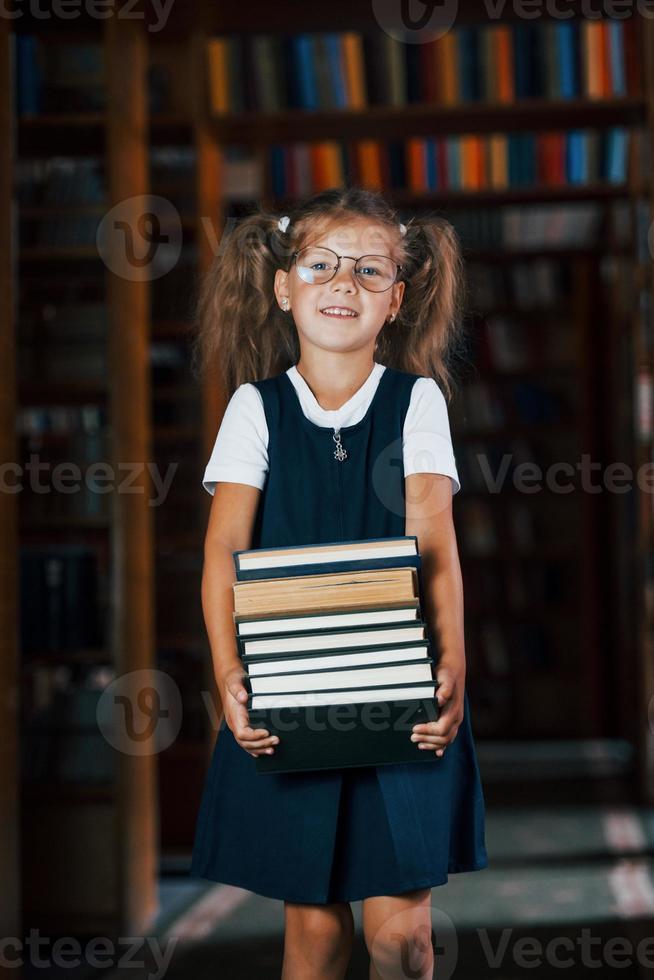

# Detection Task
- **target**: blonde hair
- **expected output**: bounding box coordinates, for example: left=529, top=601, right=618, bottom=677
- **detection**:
left=193, top=186, right=466, bottom=401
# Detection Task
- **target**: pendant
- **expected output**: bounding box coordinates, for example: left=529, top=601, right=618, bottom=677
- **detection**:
left=333, top=430, right=347, bottom=461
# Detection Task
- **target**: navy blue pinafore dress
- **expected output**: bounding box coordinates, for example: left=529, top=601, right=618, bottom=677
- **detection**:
left=190, top=365, right=488, bottom=904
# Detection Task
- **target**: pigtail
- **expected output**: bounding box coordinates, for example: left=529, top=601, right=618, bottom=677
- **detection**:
left=376, top=215, right=466, bottom=402
left=192, top=208, right=300, bottom=397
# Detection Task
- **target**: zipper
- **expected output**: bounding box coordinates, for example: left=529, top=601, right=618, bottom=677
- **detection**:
left=334, top=427, right=344, bottom=539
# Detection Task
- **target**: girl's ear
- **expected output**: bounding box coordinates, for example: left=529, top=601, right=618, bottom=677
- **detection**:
left=390, top=279, right=405, bottom=317
left=273, top=268, right=289, bottom=307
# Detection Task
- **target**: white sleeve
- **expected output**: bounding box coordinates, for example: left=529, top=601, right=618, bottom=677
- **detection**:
left=202, top=383, right=269, bottom=495
left=402, top=377, right=461, bottom=494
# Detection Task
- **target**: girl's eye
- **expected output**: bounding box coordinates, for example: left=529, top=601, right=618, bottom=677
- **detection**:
left=311, top=263, right=329, bottom=271
left=358, top=266, right=379, bottom=277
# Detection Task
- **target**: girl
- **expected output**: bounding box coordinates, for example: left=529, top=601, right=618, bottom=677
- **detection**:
left=190, top=187, right=488, bottom=980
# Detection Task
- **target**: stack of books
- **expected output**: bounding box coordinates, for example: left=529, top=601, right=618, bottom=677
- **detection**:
left=231, top=536, right=441, bottom=774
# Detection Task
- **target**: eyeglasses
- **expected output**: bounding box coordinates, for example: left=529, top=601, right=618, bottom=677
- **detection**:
left=292, top=246, right=403, bottom=293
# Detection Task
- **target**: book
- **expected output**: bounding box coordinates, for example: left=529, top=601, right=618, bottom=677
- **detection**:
left=247, top=694, right=440, bottom=773
left=233, top=534, right=420, bottom=579
left=231, top=537, right=441, bottom=773
left=238, top=620, right=427, bottom=658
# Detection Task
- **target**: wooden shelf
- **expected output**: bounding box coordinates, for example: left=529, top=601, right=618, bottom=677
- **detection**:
left=157, top=0, right=641, bottom=34
left=19, top=380, right=107, bottom=404
left=22, top=782, right=116, bottom=803
left=208, top=97, right=646, bottom=144
left=22, top=650, right=110, bottom=666
left=271, top=183, right=641, bottom=210
left=17, top=112, right=191, bottom=155
left=19, top=515, right=110, bottom=530
left=20, top=245, right=100, bottom=261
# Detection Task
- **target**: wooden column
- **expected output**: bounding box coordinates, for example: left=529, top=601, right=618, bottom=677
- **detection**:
left=105, top=14, right=157, bottom=930
left=0, top=16, right=21, bottom=956
left=189, top=30, right=228, bottom=740
left=190, top=29, right=226, bottom=459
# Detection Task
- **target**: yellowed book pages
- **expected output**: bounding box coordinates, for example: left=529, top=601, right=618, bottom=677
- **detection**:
left=233, top=568, right=418, bottom=617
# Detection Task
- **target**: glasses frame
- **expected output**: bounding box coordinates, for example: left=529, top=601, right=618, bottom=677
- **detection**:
left=291, top=246, right=403, bottom=293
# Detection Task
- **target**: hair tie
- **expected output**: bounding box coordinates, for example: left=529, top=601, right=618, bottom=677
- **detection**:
left=279, top=214, right=405, bottom=236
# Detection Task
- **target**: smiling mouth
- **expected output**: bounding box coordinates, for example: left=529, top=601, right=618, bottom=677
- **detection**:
left=320, top=308, right=359, bottom=318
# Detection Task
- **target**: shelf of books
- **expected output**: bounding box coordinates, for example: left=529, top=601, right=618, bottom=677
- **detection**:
left=1, top=13, right=19, bottom=942
left=12, top=20, right=157, bottom=931
left=6, top=9, right=654, bottom=931
left=179, top=7, right=650, bottom=772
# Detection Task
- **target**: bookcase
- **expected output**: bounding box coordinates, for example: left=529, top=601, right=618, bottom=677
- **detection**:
left=175, top=1, right=651, bottom=753
left=4, top=0, right=654, bottom=937
left=8, top=15, right=157, bottom=935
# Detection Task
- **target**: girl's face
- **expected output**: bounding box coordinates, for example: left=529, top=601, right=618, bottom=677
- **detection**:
left=274, top=217, right=405, bottom=358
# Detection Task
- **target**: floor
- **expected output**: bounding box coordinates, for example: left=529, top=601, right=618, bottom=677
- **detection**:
left=106, top=803, right=654, bottom=980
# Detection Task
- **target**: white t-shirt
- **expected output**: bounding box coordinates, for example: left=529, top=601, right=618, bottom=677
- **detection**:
left=203, top=361, right=461, bottom=495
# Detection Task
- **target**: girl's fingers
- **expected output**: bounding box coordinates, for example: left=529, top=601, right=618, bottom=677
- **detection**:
left=237, top=732, right=280, bottom=755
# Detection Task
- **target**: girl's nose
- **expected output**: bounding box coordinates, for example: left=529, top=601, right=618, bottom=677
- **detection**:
left=330, top=259, right=358, bottom=291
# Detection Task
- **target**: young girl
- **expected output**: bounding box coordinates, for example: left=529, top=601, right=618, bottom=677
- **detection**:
left=190, top=187, right=488, bottom=980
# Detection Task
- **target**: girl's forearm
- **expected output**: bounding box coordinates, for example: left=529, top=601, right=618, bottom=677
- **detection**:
left=201, top=540, right=244, bottom=696
left=421, top=549, right=466, bottom=673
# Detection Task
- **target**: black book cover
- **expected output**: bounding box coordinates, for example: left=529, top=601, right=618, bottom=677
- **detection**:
left=248, top=694, right=441, bottom=774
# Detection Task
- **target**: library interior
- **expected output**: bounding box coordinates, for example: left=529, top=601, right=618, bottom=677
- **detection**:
left=2, top=2, right=654, bottom=977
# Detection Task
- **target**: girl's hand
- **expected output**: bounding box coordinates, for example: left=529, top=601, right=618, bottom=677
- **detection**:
left=220, top=667, right=280, bottom=758
left=411, top=662, right=465, bottom=757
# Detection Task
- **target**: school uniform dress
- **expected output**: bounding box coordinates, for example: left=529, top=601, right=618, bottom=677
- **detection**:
left=190, top=362, right=488, bottom=904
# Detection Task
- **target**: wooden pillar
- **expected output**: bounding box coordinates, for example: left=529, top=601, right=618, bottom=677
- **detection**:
left=105, top=14, right=157, bottom=930
left=0, top=16, right=22, bottom=959
left=190, top=29, right=226, bottom=459
left=189, top=29, right=228, bottom=740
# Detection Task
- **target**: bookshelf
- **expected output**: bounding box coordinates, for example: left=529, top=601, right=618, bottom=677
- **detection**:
left=5, top=0, right=654, bottom=938
left=1, top=11, right=20, bottom=945
left=179, top=4, right=650, bottom=753
left=10, top=18, right=157, bottom=934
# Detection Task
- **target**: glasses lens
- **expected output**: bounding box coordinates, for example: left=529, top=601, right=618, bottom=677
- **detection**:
left=295, top=247, right=338, bottom=285
left=354, top=255, right=398, bottom=292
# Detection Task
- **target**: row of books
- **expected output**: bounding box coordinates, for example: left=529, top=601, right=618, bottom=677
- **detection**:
left=268, top=128, right=631, bottom=198
left=466, top=201, right=602, bottom=248
left=22, top=670, right=116, bottom=784
left=206, top=20, right=639, bottom=115
left=230, top=537, right=440, bottom=773
left=472, top=619, right=558, bottom=674
left=454, top=378, right=573, bottom=432
left=17, top=405, right=106, bottom=438
left=454, top=438, right=577, bottom=496
left=14, top=37, right=105, bottom=115
left=20, top=546, right=104, bottom=654
left=16, top=158, right=105, bottom=206
left=456, top=498, right=581, bottom=558
left=472, top=314, right=577, bottom=373
left=20, top=216, right=101, bottom=250
left=19, top=333, right=106, bottom=382
left=463, top=559, right=573, bottom=612
left=466, top=257, right=573, bottom=309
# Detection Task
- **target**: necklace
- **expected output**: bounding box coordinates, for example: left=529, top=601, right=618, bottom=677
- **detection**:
left=333, top=429, right=347, bottom=462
